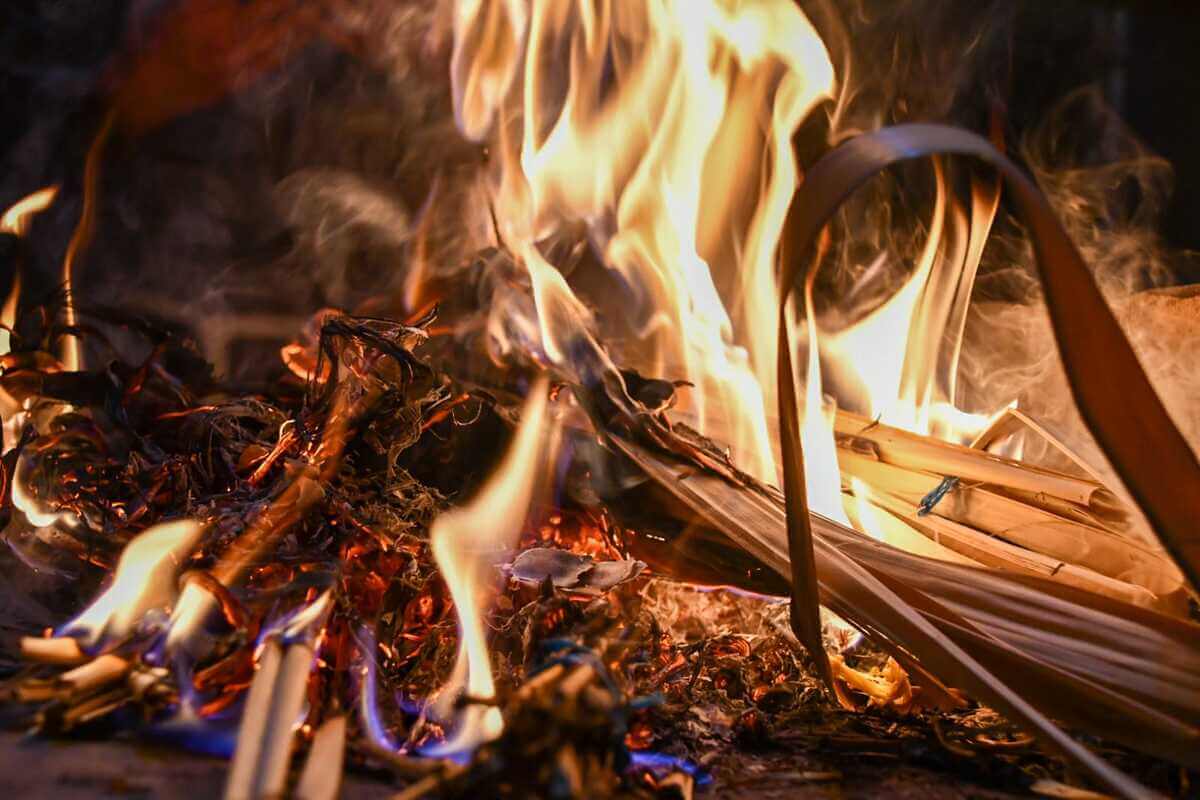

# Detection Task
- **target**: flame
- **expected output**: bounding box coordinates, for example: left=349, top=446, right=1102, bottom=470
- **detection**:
left=822, top=163, right=1001, bottom=443
left=426, top=375, right=556, bottom=755
left=61, top=113, right=115, bottom=373
left=0, top=187, right=59, bottom=357
left=452, top=0, right=834, bottom=483
left=0, top=187, right=59, bottom=428
left=798, top=264, right=846, bottom=522
left=58, top=519, right=204, bottom=650
left=11, top=452, right=81, bottom=529
left=1, top=186, right=58, bottom=238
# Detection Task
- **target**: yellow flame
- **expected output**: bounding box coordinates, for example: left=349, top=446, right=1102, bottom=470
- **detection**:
left=1, top=186, right=58, bottom=238
left=799, top=267, right=846, bottom=522
left=823, top=161, right=949, bottom=436
left=60, top=519, right=204, bottom=649
left=452, top=0, right=834, bottom=483
left=821, top=163, right=1001, bottom=446
left=427, top=375, right=556, bottom=753
left=0, top=187, right=59, bottom=359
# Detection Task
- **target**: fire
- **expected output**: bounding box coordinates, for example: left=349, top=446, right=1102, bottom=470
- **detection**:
left=821, top=163, right=1001, bottom=443
left=58, top=520, right=204, bottom=650
left=0, top=187, right=59, bottom=400
left=446, top=0, right=1001, bottom=551
left=451, top=0, right=835, bottom=483
left=426, top=375, right=557, bottom=754
left=60, top=114, right=115, bottom=373
left=1, top=186, right=58, bottom=238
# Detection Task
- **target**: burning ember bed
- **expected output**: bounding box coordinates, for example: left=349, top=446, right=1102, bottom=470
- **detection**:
left=1, top=1, right=1199, bottom=798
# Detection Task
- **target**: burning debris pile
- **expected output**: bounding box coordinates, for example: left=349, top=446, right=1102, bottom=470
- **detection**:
left=1, top=1, right=1200, bottom=799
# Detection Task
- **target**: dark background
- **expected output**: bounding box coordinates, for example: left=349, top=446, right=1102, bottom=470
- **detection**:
left=1, top=0, right=1199, bottom=288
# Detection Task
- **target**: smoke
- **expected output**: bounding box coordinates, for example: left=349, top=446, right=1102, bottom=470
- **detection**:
left=958, top=88, right=1199, bottom=475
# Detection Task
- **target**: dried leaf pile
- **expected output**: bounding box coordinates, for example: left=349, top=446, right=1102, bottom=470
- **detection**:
left=0, top=274, right=1193, bottom=800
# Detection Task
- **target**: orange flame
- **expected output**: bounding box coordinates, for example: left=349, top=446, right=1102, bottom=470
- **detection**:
left=0, top=186, right=59, bottom=359
left=427, top=375, right=556, bottom=753
left=451, top=0, right=835, bottom=483
left=60, top=114, right=115, bottom=373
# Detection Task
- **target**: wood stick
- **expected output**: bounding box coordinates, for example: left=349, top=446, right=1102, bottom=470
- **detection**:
left=224, top=639, right=283, bottom=800
left=20, top=636, right=85, bottom=666
left=834, top=409, right=1110, bottom=509
left=252, top=642, right=317, bottom=799
left=57, top=654, right=129, bottom=695
left=295, top=715, right=346, bottom=800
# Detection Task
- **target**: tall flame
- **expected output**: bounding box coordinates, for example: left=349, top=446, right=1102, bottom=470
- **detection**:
left=822, top=163, right=1000, bottom=443
left=426, top=375, right=556, bottom=754
left=452, top=0, right=834, bottom=483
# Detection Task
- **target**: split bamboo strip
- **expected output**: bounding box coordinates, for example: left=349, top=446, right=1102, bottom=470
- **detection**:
left=224, top=639, right=283, bottom=800
left=842, top=489, right=980, bottom=566
left=857, top=487, right=1162, bottom=611
left=295, top=716, right=346, bottom=800
left=971, top=408, right=1136, bottom=535
left=253, top=642, right=317, bottom=799
left=834, top=409, right=1110, bottom=509
left=837, top=449, right=1185, bottom=601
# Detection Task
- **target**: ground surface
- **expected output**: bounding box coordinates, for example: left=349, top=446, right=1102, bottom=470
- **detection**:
left=0, top=730, right=1034, bottom=799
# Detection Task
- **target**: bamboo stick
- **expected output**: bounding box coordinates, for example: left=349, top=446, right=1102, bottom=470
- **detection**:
left=252, top=642, right=317, bottom=799
left=971, top=408, right=1136, bottom=535
left=857, top=487, right=1164, bottom=611
left=20, top=636, right=85, bottom=666
left=57, top=654, right=129, bottom=695
left=834, top=409, right=1111, bottom=509
left=837, top=449, right=1185, bottom=601
left=842, top=486, right=981, bottom=566
left=60, top=686, right=130, bottom=729
left=14, top=680, right=57, bottom=703
left=224, top=639, right=283, bottom=800
left=295, top=716, right=346, bottom=800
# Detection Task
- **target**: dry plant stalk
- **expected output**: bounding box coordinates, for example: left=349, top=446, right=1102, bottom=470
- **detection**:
left=19, top=636, right=86, bottom=666
left=834, top=410, right=1114, bottom=511
left=837, top=449, right=1185, bottom=609
left=856, top=486, right=1161, bottom=609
